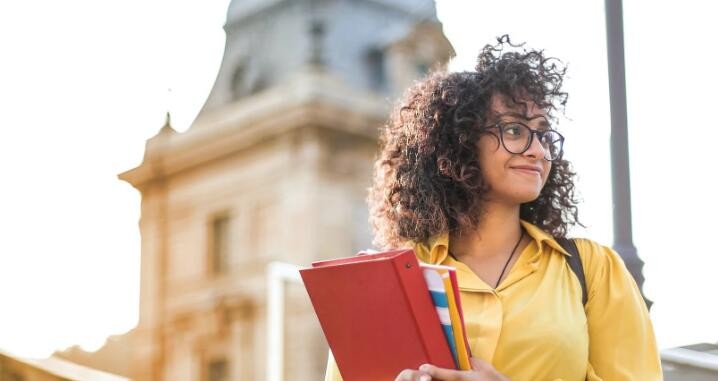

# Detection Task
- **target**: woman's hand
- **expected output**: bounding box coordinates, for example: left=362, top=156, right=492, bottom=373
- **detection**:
left=394, top=357, right=510, bottom=381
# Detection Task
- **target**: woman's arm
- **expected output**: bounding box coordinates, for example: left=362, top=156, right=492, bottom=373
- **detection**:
left=327, top=351, right=510, bottom=381
left=395, top=358, right=509, bottom=381
left=577, top=239, right=663, bottom=380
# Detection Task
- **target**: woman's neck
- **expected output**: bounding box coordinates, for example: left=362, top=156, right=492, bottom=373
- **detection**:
left=449, top=202, right=523, bottom=261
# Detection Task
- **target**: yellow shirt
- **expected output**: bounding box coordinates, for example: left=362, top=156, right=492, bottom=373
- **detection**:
left=325, top=221, right=662, bottom=381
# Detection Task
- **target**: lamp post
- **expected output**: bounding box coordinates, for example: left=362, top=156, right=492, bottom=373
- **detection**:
left=604, top=0, right=651, bottom=308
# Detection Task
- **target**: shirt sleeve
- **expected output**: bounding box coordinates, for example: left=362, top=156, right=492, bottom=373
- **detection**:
left=576, top=239, right=663, bottom=381
left=325, top=351, right=344, bottom=381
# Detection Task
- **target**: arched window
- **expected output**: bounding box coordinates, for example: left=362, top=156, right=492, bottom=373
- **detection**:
left=230, top=64, right=246, bottom=100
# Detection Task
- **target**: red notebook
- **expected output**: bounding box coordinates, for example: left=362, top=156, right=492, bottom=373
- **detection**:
left=300, top=249, right=456, bottom=381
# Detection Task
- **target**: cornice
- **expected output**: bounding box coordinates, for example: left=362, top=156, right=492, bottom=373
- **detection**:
left=119, top=69, right=388, bottom=191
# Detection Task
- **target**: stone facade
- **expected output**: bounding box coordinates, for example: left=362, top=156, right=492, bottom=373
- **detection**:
left=54, top=330, right=133, bottom=379
left=119, top=1, right=453, bottom=380
left=0, top=349, right=129, bottom=381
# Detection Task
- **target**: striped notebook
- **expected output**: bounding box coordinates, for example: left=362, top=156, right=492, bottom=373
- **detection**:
left=420, top=264, right=472, bottom=370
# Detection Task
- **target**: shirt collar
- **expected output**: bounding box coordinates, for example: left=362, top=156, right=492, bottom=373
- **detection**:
left=412, top=220, right=570, bottom=265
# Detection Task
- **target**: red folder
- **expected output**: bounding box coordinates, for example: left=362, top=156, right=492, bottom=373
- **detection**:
left=300, top=249, right=455, bottom=381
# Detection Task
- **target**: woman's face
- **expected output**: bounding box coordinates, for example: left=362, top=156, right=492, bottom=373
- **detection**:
left=477, top=93, right=553, bottom=205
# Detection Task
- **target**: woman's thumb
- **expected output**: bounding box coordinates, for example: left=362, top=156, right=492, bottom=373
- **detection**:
left=469, top=357, right=490, bottom=371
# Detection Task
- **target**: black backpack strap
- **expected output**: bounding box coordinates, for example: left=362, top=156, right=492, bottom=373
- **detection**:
left=556, top=238, right=588, bottom=307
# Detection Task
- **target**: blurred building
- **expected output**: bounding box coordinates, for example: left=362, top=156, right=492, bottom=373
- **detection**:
left=118, top=0, right=453, bottom=380
left=0, top=348, right=130, bottom=381
left=54, top=330, right=134, bottom=379
left=662, top=343, right=718, bottom=381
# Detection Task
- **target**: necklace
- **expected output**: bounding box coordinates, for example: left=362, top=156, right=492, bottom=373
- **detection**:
left=495, top=228, right=525, bottom=288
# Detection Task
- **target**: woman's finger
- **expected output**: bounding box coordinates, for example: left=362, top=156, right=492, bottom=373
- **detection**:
left=468, top=358, right=510, bottom=381
left=469, top=357, right=489, bottom=371
left=395, top=369, right=414, bottom=381
left=395, top=369, right=431, bottom=381
left=419, top=363, right=465, bottom=381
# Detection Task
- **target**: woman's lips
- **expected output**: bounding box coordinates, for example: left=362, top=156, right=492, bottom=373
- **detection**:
left=510, top=166, right=542, bottom=176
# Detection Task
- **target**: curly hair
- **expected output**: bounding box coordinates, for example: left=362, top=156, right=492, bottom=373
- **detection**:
left=368, top=35, right=581, bottom=248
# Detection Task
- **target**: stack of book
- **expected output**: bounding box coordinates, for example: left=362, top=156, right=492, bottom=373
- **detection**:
left=421, top=263, right=472, bottom=370
left=300, top=249, right=471, bottom=381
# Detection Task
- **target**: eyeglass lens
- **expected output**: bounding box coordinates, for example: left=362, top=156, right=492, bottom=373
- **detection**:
left=500, top=123, right=563, bottom=160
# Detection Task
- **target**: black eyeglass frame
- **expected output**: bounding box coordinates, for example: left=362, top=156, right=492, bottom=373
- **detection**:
left=483, top=122, right=565, bottom=161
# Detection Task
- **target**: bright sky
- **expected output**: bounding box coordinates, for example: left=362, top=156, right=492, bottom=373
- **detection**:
left=0, top=0, right=716, bottom=359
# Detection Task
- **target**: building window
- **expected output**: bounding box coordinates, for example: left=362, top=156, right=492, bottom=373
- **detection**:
left=207, top=358, right=229, bottom=381
left=231, top=64, right=246, bottom=100
left=209, top=214, right=231, bottom=276
left=367, top=48, right=386, bottom=92
left=415, top=61, right=430, bottom=77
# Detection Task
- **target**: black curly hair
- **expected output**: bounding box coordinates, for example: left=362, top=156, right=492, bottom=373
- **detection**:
left=368, top=35, right=581, bottom=248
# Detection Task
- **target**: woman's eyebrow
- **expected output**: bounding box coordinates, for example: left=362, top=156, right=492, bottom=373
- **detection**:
left=495, top=112, right=549, bottom=123
left=494, top=113, right=552, bottom=131
left=494, top=111, right=525, bottom=119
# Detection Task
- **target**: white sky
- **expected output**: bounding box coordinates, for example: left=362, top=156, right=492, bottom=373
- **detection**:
left=0, top=0, right=716, bottom=359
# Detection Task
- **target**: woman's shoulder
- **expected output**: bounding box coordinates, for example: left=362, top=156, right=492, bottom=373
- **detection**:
left=570, top=238, right=635, bottom=287
left=522, top=222, right=618, bottom=267
left=571, top=238, right=622, bottom=262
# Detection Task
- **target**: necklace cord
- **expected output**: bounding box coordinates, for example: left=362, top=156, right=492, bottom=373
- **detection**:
left=495, top=228, right=525, bottom=288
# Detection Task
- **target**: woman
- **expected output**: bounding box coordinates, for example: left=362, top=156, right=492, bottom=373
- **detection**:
left=325, top=37, right=662, bottom=381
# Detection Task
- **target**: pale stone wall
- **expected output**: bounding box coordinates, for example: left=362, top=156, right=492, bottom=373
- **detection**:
left=1, top=350, right=130, bottom=381
left=118, top=3, right=454, bottom=378
left=123, top=109, right=381, bottom=379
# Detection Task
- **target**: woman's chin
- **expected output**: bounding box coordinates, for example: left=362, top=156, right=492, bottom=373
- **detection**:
left=488, top=190, right=542, bottom=206
left=512, top=190, right=543, bottom=204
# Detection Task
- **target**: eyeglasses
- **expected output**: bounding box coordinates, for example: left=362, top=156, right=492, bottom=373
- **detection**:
left=484, top=122, right=565, bottom=161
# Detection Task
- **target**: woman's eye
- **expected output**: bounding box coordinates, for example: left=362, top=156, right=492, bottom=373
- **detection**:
left=503, top=124, right=524, bottom=137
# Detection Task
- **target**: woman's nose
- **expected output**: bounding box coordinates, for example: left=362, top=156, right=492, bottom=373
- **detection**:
left=523, top=132, right=547, bottom=159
